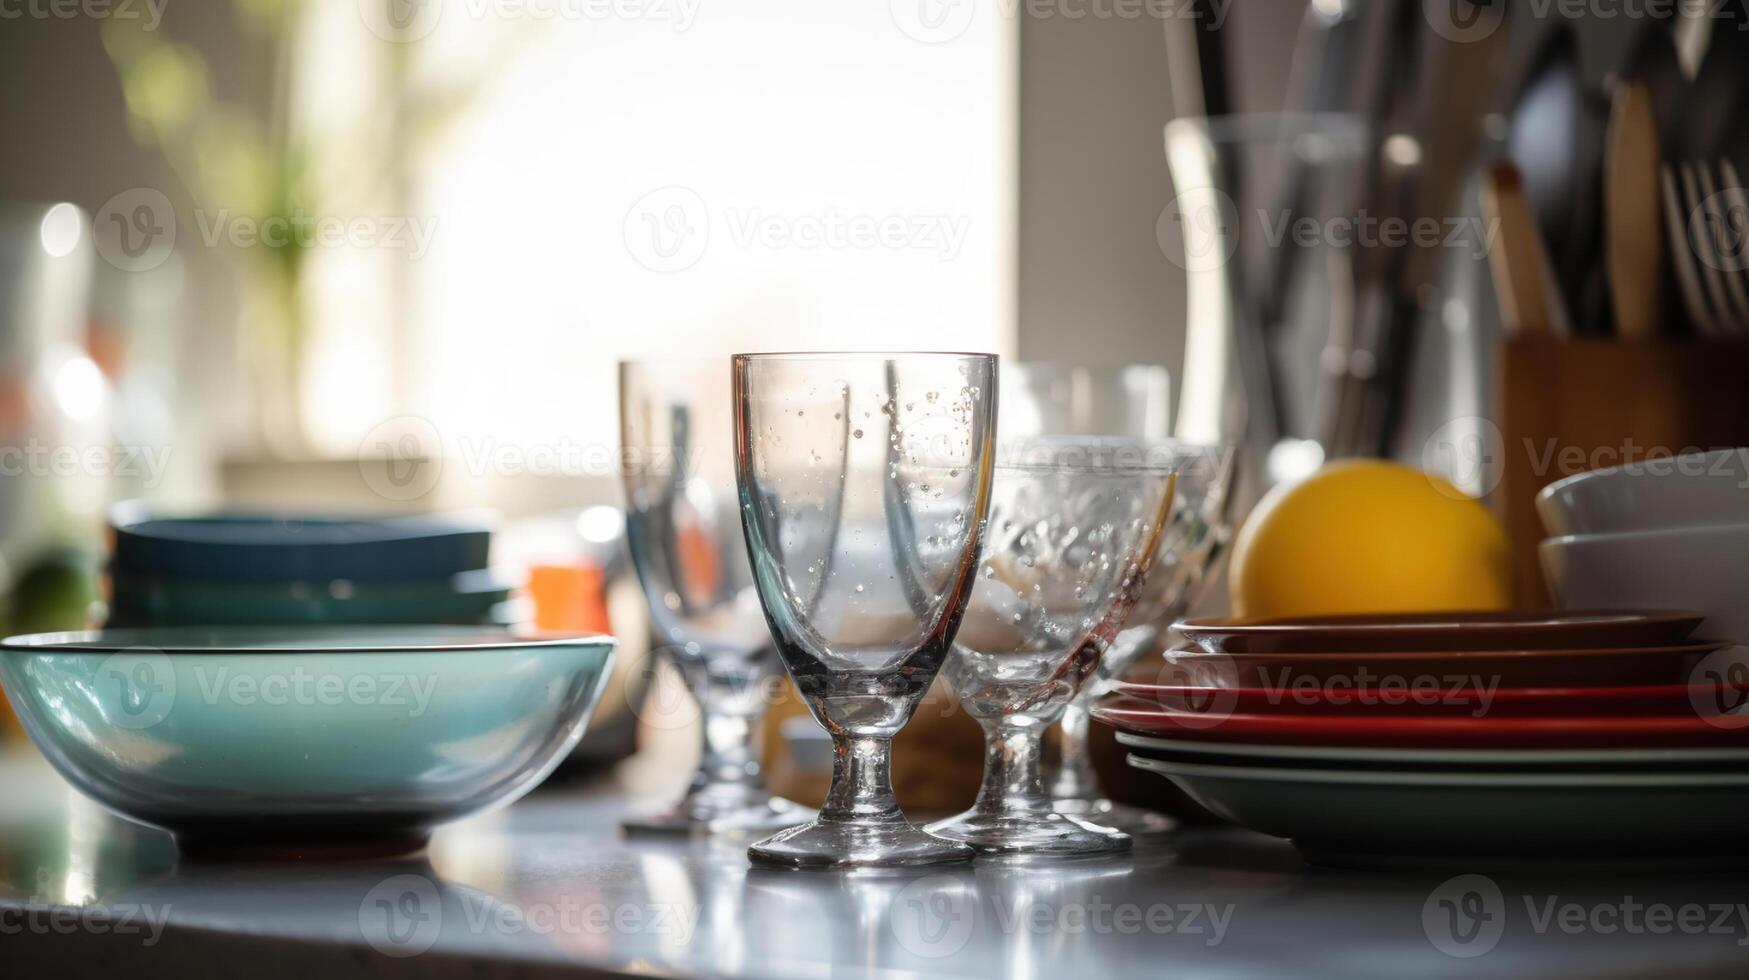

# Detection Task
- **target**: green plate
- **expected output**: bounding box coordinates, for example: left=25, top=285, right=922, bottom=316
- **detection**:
left=1127, top=754, right=1749, bottom=869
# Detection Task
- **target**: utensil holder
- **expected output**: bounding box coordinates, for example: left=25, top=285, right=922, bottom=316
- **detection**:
left=1496, top=336, right=1749, bottom=606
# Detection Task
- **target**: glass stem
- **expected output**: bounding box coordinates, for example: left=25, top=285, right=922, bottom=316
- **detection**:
left=973, top=719, right=1047, bottom=815
left=672, top=650, right=771, bottom=799
left=821, top=734, right=903, bottom=825
left=697, top=708, right=762, bottom=791
left=1049, top=701, right=1104, bottom=803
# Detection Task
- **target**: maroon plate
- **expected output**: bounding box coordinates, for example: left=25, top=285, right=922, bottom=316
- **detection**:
left=1176, top=610, right=1704, bottom=654
left=1144, top=642, right=1730, bottom=690
left=1090, top=701, right=1749, bottom=748
left=1112, top=680, right=1745, bottom=718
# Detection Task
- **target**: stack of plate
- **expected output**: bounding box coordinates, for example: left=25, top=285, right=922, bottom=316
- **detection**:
left=106, top=504, right=518, bottom=627
left=1091, top=610, right=1749, bottom=870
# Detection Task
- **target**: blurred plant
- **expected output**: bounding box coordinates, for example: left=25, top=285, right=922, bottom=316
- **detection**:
left=101, top=1, right=524, bottom=456
left=101, top=0, right=307, bottom=454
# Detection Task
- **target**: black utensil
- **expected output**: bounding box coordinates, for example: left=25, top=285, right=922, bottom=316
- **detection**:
left=1507, top=24, right=1607, bottom=333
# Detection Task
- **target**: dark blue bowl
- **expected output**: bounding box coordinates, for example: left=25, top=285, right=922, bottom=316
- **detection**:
left=110, top=504, right=493, bottom=584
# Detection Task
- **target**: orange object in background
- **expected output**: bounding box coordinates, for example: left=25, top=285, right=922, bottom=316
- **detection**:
left=528, top=562, right=613, bottom=633
left=674, top=517, right=722, bottom=610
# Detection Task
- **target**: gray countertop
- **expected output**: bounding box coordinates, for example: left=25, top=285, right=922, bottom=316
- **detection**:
left=3, top=748, right=1748, bottom=978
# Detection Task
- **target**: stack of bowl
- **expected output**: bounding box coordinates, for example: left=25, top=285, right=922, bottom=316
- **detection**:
left=0, top=508, right=613, bottom=858
left=1091, top=610, right=1749, bottom=869
left=1539, top=448, right=1749, bottom=643
left=105, top=503, right=519, bottom=627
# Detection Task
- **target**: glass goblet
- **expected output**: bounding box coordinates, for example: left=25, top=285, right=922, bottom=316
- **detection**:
left=998, top=364, right=1239, bottom=834
left=926, top=441, right=1177, bottom=854
left=999, top=363, right=1173, bottom=442
left=1048, top=441, right=1239, bottom=833
left=733, top=351, right=998, bottom=869
left=619, top=359, right=814, bottom=835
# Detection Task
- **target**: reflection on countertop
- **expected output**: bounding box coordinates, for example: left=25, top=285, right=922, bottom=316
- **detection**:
left=3, top=748, right=1748, bottom=979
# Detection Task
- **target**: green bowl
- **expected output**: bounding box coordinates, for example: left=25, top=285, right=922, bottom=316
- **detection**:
left=0, top=627, right=614, bottom=855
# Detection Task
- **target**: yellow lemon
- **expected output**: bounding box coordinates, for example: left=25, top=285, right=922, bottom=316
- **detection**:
left=1230, top=460, right=1512, bottom=618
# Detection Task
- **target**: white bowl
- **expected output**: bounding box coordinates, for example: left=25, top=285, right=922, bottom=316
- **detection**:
left=1536, top=448, right=1749, bottom=537
left=1540, top=524, right=1749, bottom=642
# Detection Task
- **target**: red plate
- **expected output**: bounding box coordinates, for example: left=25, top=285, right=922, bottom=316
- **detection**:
left=1146, top=642, right=1729, bottom=689
left=1090, top=700, right=1749, bottom=748
left=1176, top=610, right=1704, bottom=654
left=1112, top=680, right=1746, bottom=718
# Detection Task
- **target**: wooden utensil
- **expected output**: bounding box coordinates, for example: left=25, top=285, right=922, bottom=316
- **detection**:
left=1481, top=161, right=1572, bottom=337
left=1606, top=81, right=1664, bottom=339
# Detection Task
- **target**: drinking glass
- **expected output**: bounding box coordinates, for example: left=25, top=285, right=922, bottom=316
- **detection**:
left=926, top=441, right=1177, bottom=854
left=998, top=364, right=1173, bottom=442
left=619, top=359, right=814, bottom=834
left=1049, top=442, right=1237, bottom=833
left=999, top=362, right=1239, bottom=834
left=733, top=352, right=998, bottom=869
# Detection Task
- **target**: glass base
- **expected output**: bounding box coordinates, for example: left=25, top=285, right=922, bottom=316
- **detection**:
left=1051, top=797, right=1176, bottom=838
left=748, top=818, right=974, bottom=870
left=623, top=786, right=815, bottom=837
left=925, top=808, right=1131, bottom=856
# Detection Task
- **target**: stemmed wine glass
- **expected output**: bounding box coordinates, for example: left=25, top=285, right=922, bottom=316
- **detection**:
left=926, top=439, right=1178, bottom=854
left=619, top=359, right=814, bottom=834
left=733, top=352, right=998, bottom=869
left=1049, top=442, right=1237, bottom=833
left=998, top=363, right=1239, bottom=835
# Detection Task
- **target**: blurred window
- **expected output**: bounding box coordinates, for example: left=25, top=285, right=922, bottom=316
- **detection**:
left=302, top=1, right=1016, bottom=457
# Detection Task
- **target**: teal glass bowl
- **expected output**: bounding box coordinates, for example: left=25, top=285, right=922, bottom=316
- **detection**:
left=0, top=627, right=615, bottom=856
